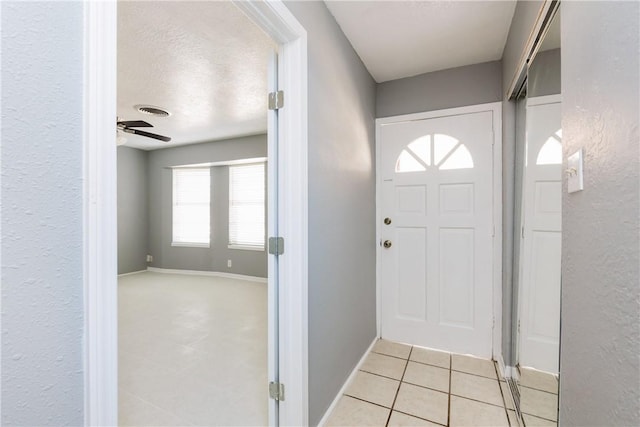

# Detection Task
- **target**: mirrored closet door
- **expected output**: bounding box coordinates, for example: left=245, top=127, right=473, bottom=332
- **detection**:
left=511, top=5, right=562, bottom=426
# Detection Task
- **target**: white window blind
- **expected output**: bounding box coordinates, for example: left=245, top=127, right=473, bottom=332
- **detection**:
left=229, top=163, right=265, bottom=250
left=172, top=168, right=210, bottom=247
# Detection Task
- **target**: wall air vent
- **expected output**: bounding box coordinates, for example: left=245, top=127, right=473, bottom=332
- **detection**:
left=134, top=105, right=171, bottom=117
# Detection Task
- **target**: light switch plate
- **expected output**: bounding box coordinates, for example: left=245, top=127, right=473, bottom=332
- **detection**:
left=567, top=149, right=584, bottom=193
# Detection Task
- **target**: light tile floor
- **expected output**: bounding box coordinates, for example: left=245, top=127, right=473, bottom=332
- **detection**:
left=326, top=339, right=518, bottom=427
left=118, top=272, right=267, bottom=426
left=518, top=367, right=559, bottom=426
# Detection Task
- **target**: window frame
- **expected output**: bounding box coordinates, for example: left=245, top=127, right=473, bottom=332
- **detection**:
left=171, top=167, right=211, bottom=248
left=228, top=162, right=266, bottom=251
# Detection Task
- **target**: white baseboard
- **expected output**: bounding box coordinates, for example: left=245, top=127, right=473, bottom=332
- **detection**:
left=496, top=353, right=507, bottom=380
left=146, top=267, right=267, bottom=283
left=317, top=336, right=379, bottom=427
left=117, top=269, right=147, bottom=277
left=506, top=364, right=520, bottom=381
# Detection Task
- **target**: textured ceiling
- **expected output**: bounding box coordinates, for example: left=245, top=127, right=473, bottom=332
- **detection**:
left=117, top=1, right=275, bottom=150
left=324, top=0, right=517, bottom=83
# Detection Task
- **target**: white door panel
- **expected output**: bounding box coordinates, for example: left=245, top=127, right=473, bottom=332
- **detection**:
left=379, top=110, right=495, bottom=357
left=519, top=98, right=562, bottom=374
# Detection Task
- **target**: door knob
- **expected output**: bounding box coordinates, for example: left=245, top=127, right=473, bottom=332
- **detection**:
left=383, top=240, right=392, bottom=248
left=384, top=217, right=392, bottom=225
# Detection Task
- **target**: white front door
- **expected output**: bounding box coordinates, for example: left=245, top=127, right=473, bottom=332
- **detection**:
left=518, top=95, right=562, bottom=373
left=378, top=108, right=497, bottom=357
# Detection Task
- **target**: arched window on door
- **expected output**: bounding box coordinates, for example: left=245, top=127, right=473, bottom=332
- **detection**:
left=396, top=134, right=474, bottom=173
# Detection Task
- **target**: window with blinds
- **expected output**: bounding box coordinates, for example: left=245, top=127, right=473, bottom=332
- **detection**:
left=172, top=168, right=210, bottom=247
left=229, top=163, right=265, bottom=250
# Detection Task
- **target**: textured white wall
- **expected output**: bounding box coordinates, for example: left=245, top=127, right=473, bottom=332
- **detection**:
left=560, top=1, right=640, bottom=425
left=1, top=2, right=85, bottom=424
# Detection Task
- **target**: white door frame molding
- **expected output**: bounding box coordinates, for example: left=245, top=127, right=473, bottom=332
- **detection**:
left=82, top=1, right=308, bottom=425
left=375, top=102, right=503, bottom=358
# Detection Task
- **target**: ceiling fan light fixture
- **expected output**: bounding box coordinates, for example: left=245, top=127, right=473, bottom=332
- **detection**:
left=134, top=104, right=171, bottom=117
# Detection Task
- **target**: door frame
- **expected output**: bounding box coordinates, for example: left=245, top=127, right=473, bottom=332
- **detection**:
left=82, top=1, right=309, bottom=426
left=375, top=102, right=503, bottom=358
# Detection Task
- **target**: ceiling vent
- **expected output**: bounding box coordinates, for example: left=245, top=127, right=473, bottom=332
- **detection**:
left=135, top=105, right=171, bottom=117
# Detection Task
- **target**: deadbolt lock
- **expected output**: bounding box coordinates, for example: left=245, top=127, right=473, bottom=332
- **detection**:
left=384, top=217, right=392, bottom=225
left=383, top=240, right=392, bottom=248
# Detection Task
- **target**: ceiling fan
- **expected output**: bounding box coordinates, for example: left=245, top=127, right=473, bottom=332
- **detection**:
left=117, top=119, right=171, bottom=142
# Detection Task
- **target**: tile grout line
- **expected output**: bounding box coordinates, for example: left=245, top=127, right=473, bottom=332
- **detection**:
left=357, top=367, right=509, bottom=411
left=373, top=349, right=499, bottom=381
left=343, top=395, right=396, bottom=411
left=392, top=408, right=447, bottom=427
left=450, top=394, right=513, bottom=410
left=385, top=346, right=413, bottom=427
left=519, top=383, right=560, bottom=396
left=521, top=411, right=558, bottom=423
left=495, top=361, right=513, bottom=426
left=447, top=354, right=452, bottom=427
left=359, top=368, right=407, bottom=382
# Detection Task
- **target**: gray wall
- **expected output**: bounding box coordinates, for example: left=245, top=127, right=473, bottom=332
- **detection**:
left=284, top=2, right=377, bottom=425
left=500, top=0, right=544, bottom=367
left=118, top=147, right=149, bottom=274
left=148, top=135, right=267, bottom=278
left=528, top=48, right=561, bottom=98
left=376, top=60, right=508, bottom=367
left=560, top=2, right=640, bottom=425
left=376, top=60, right=502, bottom=117
left=1, top=2, right=85, bottom=425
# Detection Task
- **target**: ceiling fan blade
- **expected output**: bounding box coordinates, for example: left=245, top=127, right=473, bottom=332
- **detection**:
left=117, top=120, right=153, bottom=128
left=130, top=128, right=171, bottom=142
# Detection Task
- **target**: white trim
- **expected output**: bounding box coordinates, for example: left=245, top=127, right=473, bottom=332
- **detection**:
left=375, top=122, right=382, bottom=337
left=516, top=96, right=562, bottom=373
left=526, top=94, right=562, bottom=107
left=375, top=102, right=502, bottom=126
left=375, top=102, right=503, bottom=360
left=317, top=337, right=379, bottom=427
left=83, top=1, right=118, bottom=426
left=506, top=0, right=554, bottom=98
left=84, top=1, right=308, bottom=426
left=172, top=157, right=267, bottom=169
left=505, top=365, right=521, bottom=381
left=228, top=244, right=266, bottom=252
left=491, top=103, right=504, bottom=361
left=234, top=2, right=310, bottom=426
left=496, top=353, right=508, bottom=380
left=117, top=270, right=147, bottom=278
left=146, top=267, right=267, bottom=283
left=171, top=242, right=210, bottom=248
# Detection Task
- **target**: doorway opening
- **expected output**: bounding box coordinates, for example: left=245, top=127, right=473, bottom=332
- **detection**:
left=116, top=3, right=273, bottom=425
left=83, top=1, right=308, bottom=425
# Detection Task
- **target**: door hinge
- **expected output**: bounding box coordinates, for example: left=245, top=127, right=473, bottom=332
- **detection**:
left=268, top=91, right=284, bottom=110
left=269, top=381, right=285, bottom=401
left=268, top=237, right=284, bottom=255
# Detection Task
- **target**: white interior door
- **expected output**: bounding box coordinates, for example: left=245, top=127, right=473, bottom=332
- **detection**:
left=518, top=95, right=562, bottom=374
left=266, top=49, right=279, bottom=426
left=378, top=109, right=496, bottom=357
